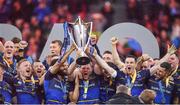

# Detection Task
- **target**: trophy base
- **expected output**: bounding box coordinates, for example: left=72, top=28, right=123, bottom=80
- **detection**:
left=76, top=57, right=91, bottom=65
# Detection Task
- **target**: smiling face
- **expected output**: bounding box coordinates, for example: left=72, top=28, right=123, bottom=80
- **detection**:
left=33, top=61, right=45, bottom=78
left=18, top=60, right=32, bottom=78
left=155, top=66, right=167, bottom=79
left=154, top=62, right=171, bottom=80
left=4, top=41, right=15, bottom=59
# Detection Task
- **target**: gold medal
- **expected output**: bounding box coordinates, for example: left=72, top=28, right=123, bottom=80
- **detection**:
left=83, top=94, right=87, bottom=99
left=63, top=94, right=67, bottom=100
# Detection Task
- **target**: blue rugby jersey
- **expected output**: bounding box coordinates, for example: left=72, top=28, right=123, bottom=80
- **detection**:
left=131, top=69, right=150, bottom=96
left=69, top=73, right=100, bottom=104
left=176, top=66, right=180, bottom=75
left=124, top=69, right=150, bottom=96
left=99, top=70, right=125, bottom=103
left=173, top=74, right=180, bottom=100
left=0, top=78, right=13, bottom=104
left=13, top=76, right=41, bottom=104
left=44, top=71, right=69, bottom=104
left=147, top=76, right=175, bottom=104
left=1, top=72, right=15, bottom=104
left=3, top=73, right=41, bottom=104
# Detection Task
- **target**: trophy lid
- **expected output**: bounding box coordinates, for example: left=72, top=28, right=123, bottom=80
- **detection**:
left=76, top=56, right=90, bottom=65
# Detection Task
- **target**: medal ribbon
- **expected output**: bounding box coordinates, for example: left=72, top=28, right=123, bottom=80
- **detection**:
left=158, top=81, right=166, bottom=104
left=126, top=70, right=137, bottom=89
left=83, top=80, right=89, bottom=95
left=60, top=79, right=67, bottom=94
left=166, top=65, right=178, bottom=87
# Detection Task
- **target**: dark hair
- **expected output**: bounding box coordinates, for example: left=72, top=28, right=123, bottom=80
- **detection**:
left=153, top=58, right=160, bottom=61
left=160, top=62, right=171, bottom=72
left=103, top=50, right=112, bottom=55
left=0, top=37, right=5, bottom=43
left=34, top=59, right=41, bottom=62
left=32, top=59, right=41, bottom=66
left=125, top=55, right=137, bottom=61
left=11, top=37, right=21, bottom=44
left=51, top=40, right=62, bottom=47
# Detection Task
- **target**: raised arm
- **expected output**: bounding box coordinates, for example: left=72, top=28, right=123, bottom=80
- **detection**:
left=69, top=73, right=80, bottom=103
left=148, top=45, right=177, bottom=76
left=150, top=45, right=177, bottom=75
left=111, top=37, right=124, bottom=69
left=66, top=49, right=83, bottom=76
left=49, top=44, right=76, bottom=74
left=157, top=45, right=176, bottom=65
left=88, top=47, right=117, bottom=78
left=135, top=54, right=150, bottom=71
left=39, top=72, right=46, bottom=85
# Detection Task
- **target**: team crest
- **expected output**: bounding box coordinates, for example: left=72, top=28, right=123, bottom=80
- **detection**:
left=137, top=73, right=141, bottom=78
left=18, top=81, right=22, bottom=85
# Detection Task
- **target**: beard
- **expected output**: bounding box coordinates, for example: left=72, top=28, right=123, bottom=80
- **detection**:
left=57, top=70, right=67, bottom=76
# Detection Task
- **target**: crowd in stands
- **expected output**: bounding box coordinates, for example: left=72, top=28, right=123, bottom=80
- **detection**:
left=0, top=0, right=179, bottom=59
left=0, top=0, right=180, bottom=104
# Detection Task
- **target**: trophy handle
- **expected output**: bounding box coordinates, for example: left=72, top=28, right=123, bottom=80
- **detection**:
left=67, top=21, right=93, bottom=52
left=67, top=23, right=79, bottom=50
left=84, top=22, right=93, bottom=52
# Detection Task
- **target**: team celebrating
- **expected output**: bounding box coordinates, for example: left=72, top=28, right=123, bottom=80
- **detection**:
left=0, top=36, right=180, bottom=104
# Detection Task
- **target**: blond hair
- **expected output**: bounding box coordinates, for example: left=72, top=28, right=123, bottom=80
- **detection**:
left=139, top=89, right=156, bottom=104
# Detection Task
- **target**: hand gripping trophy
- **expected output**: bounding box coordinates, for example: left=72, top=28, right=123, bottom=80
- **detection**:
left=67, top=16, right=93, bottom=65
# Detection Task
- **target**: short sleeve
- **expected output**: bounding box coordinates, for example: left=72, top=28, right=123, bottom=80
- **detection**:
left=3, top=72, right=14, bottom=85
left=115, top=70, right=125, bottom=86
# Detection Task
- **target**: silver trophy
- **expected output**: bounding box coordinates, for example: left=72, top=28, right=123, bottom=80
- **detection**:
left=67, top=17, right=93, bottom=65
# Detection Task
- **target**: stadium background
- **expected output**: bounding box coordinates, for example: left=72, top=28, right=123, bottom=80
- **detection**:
left=0, top=0, right=179, bottom=60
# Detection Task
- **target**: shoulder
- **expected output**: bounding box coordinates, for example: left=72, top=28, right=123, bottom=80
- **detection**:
left=3, top=71, right=13, bottom=78
left=173, top=75, right=180, bottom=84
left=90, top=72, right=100, bottom=81
left=139, top=69, right=150, bottom=74
left=13, top=77, right=22, bottom=86
left=45, top=71, right=55, bottom=80
left=117, top=70, right=125, bottom=76
left=148, top=75, right=157, bottom=83
left=139, top=69, right=151, bottom=77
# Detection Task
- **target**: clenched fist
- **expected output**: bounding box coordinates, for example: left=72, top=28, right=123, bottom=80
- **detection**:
left=111, top=37, right=118, bottom=45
